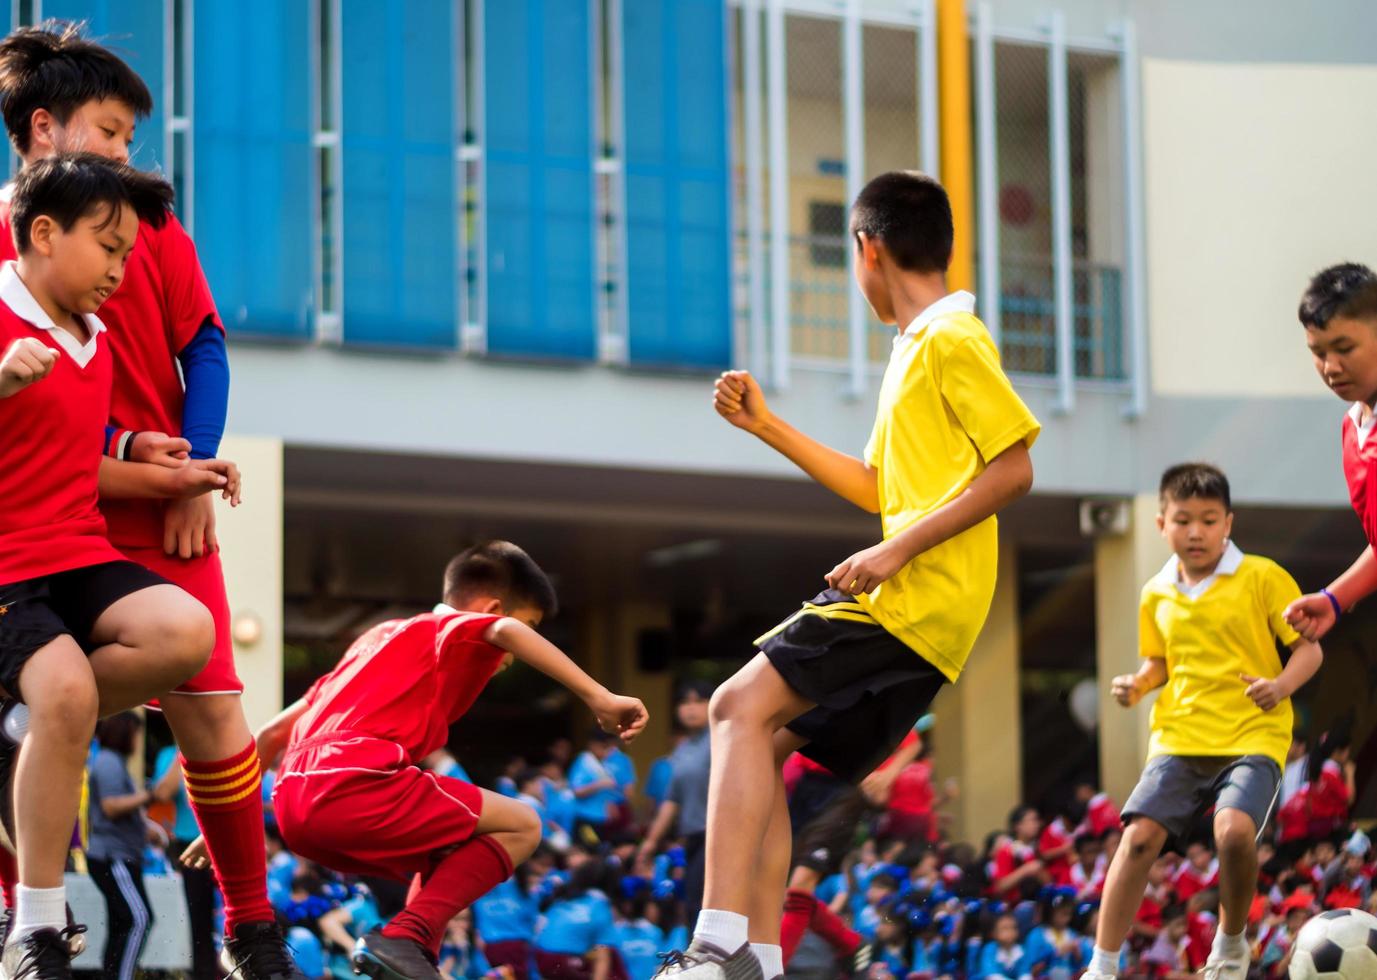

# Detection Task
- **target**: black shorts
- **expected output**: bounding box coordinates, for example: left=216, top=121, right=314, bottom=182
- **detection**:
left=760, top=589, right=947, bottom=783
left=0, top=561, right=169, bottom=701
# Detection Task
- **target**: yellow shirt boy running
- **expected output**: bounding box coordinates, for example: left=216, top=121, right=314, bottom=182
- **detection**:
left=1086, top=463, right=1323, bottom=980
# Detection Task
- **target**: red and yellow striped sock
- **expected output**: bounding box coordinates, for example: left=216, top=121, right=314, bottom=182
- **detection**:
left=182, top=741, right=273, bottom=932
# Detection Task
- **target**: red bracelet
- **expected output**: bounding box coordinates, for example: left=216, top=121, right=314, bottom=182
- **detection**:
left=1320, top=588, right=1343, bottom=621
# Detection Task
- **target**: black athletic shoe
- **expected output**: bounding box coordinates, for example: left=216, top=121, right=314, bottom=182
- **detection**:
left=219, top=920, right=308, bottom=979
left=651, top=938, right=765, bottom=980
left=351, top=928, right=442, bottom=980
left=0, top=924, right=86, bottom=979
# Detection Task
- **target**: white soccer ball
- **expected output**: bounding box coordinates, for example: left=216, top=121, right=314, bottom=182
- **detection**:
left=1290, top=908, right=1377, bottom=980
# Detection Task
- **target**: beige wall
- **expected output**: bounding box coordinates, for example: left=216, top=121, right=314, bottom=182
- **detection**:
left=213, top=435, right=284, bottom=732
left=1143, top=58, right=1377, bottom=398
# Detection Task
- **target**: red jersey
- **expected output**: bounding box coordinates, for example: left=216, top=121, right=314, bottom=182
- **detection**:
left=1040, top=817, right=1075, bottom=886
left=1309, top=760, right=1352, bottom=821
left=1077, top=793, right=1123, bottom=837
left=292, top=610, right=504, bottom=764
left=989, top=838, right=1040, bottom=902
left=888, top=758, right=935, bottom=816
left=0, top=264, right=124, bottom=584
left=1342, top=407, right=1377, bottom=549
left=1173, top=859, right=1219, bottom=903
left=0, top=201, right=221, bottom=548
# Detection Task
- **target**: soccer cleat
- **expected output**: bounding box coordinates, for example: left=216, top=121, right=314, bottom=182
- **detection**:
left=651, top=938, right=765, bottom=980
left=219, top=920, right=308, bottom=979
left=0, top=924, right=86, bottom=979
left=351, top=928, right=442, bottom=980
left=850, top=941, right=873, bottom=976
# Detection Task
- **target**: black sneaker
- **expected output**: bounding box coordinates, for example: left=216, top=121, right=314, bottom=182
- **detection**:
left=0, top=924, right=86, bottom=979
left=351, top=928, right=442, bottom=980
left=219, top=920, right=308, bottom=979
left=651, top=937, right=765, bottom=980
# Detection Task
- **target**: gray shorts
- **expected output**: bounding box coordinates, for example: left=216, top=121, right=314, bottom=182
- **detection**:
left=1122, top=754, right=1282, bottom=839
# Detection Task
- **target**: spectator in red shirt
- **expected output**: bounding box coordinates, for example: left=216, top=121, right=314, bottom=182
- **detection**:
left=989, top=806, right=1049, bottom=903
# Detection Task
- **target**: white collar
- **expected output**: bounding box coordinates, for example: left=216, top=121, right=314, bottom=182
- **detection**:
left=1157, top=540, right=1244, bottom=591
left=1348, top=402, right=1377, bottom=449
left=0, top=262, right=105, bottom=368
left=894, top=290, right=976, bottom=346
left=433, top=602, right=458, bottom=615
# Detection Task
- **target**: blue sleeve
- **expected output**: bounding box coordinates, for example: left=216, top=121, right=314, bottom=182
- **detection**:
left=569, top=755, right=597, bottom=788
left=1022, top=929, right=1051, bottom=973
left=152, top=746, right=178, bottom=783
left=592, top=896, right=617, bottom=947
left=176, top=322, right=229, bottom=460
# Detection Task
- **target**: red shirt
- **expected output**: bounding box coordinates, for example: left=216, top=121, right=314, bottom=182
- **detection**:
left=1078, top=793, right=1123, bottom=836
left=989, top=839, right=1039, bottom=902
left=0, top=202, right=221, bottom=548
left=1173, top=860, right=1219, bottom=903
left=1342, top=409, right=1377, bottom=549
left=0, top=264, right=124, bottom=583
left=1040, top=817, right=1075, bottom=886
left=293, top=610, right=504, bottom=764
left=888, top=758, right=935, bottom=816
left=1310, top=760, right=1352, bottom=821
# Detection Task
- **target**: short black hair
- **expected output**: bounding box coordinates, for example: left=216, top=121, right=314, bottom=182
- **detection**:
left=10, top=151, right=172, bottom=253
left=850, top=170, right=953, bottom=274
left=1159, top=462, right=1231, bottom=512
left=674, top=679, right=715, bottom=705
left=0, top=21, right=152, bottom=154
left=94, top=710, right=141, bottom=757
left=1299, top=262, right=1377, bottom=329
left=442, top=540, right=557, bottom=618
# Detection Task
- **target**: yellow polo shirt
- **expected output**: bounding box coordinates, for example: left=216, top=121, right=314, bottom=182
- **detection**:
left=853, top=292, right=1040, bottom=681
left=1139, top=542, right=1303, bottom=768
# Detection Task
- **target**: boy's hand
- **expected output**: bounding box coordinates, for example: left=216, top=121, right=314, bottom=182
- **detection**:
left=164, top=494, right=218, bottom=558
left=0, top=337, right=59, bottom=397
left=591, top=692, right=649, bottom=743
left=1111, top=673, right=1142, bottom=707
left=179, top=835, right=210, bottom=870
left=169, top=458, right=242, bottom=505
left=1241, top=673, right=1286, bottom=711
left=1284, top=593, right=1336, bottom=642
left=826, top=541, right=905, bottom=595
left=713, top=370, right=772, bottom=434
left=131, top=431, right=191, bottom=468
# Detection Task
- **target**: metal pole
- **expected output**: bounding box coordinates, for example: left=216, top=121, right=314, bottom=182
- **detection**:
left=919, top=0, right=939, bottom=177
left=1048, top=10, right=1074, bottom=413
left=743, top=0, right=768, bottom=378
left=1118, top=19, right=1147, bottom=418
left=844, top=0, right=866, bottom=398
left=974, top=1, right=999, bottom=347
left=767, top=0, right=790, bottom=390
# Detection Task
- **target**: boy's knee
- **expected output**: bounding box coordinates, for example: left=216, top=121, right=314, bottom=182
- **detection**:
left=1215, top=811, right=1257, bottom=854
left=30, top=672, right=98, bottom=739
left=160, top=603, right=215, bottom=679
left=1124, top=818, right=1168, bottom=858
left=513, top=805, right=542, bottom=857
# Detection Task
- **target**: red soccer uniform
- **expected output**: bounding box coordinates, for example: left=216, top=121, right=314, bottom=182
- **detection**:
left=0, top=201, right=237, bottom=693
left=1078, top=793, right=1123, bottom=837
left=1173, top=859, right=1219, bottom=903
left=989, top=838, right=1040, bottom=903
left=1040, top=817, right=1075, bottom=886
left=1342, top=406, right=1377, bottom=549
left=0, top=264, right=123, bottom=584
left=274, top=610, right=504, bottom=880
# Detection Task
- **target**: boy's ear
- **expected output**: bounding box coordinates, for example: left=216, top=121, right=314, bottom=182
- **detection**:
left=27, top=108, right=59, bottom=154
left=856, top=231, right=881, bottom=270
left=28, top=214, right=57, bottom=257
left=1155, top=512, right=1166, bottom=535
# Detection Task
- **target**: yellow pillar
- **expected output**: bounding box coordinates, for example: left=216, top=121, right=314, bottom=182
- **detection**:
left=1093, top=495, right=1168, bottom=804
left=930, top=541, right=1020, bottom=844
left=214, top=435, right=284, bottom=731
left=936, top=0, right=975, bottom=292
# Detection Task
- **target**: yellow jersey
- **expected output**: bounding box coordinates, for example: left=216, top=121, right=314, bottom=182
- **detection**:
left=853, top=292, right=1040, bottom=681
left=1139, top=542, right=1303, bottom=768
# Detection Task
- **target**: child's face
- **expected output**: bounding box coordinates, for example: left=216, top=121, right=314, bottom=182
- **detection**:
left=877, top=918, right=904, bottom=944
left=1158, top=496, right=1232, bottom=577
left=1344, top=852, right=1364, bottom=874
left=1148, top=856, right=1172, bottom=886
left=1077, top=841, right=1101, bottom=867
left=994, top=917, right=1019, bottom=946
left=868, top=884, right=896, bottom=906
left=1015, top=809, right=1042, bottom=841
left=675, top=692, right=709, bottom=732
left=1188, top=844, right=1212, bottom=870
left=1316, top=842, right=1337, bottom=865
left=1051, top=905, right=1073, bottom=929
left=28, top=202, right=140, bottom=316
left=1306, top=316, right=1377, bottom=406
left=1287, top=909, right=1308, bottom=933
left=31, top=97, right=137, bottom=165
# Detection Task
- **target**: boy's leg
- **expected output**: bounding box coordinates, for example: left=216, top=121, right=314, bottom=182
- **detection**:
left=86, top=582, right=214, bottom=714
left=1206, top=758, right=1278, bottom=977
left=1092, top=816, right=1168, bottom=960
left=743, top=732, right=806, bottom=980
left=700, top=654, right=813, bottom=940
left=10, top=637, right=98, bottom=943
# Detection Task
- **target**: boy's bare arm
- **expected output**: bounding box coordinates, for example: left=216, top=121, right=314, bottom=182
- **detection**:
left=1241, top=639, right=1322, bottom=712
left=99, top=455, right=242, bottom=505
left=1111, top=657, right=1167, bottom=708
left=485, top=618, right=649, bottom=741
left=825, top=442, right=1033, bottom=595
left=1286, top=546, right=1377, bottom=641
left=256, top=697, right=310, bottom=771
left=714, top=370, right=880, bottom=513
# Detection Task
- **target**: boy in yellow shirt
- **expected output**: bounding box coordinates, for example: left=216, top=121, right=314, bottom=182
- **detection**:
left=1086, top=463, right=1323, bottom=980
left=656, top=171, right=1040, bottom=980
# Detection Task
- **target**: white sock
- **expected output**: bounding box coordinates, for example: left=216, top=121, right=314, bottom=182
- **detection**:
left=1213, top=928, right=1247, bottom=960
left=694, top=909, right=749, bottom=953
left=10, top=885, right=65, bottom=944
left=1090, top=946, right=1119, bottom=976
left=751, top=943, right=784, bottom=978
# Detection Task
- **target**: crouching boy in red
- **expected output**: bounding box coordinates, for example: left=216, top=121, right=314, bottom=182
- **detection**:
left=189, top=541, right=649, bottom=979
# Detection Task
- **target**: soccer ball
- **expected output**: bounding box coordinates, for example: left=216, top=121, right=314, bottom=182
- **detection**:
left=1290, top=908, right=1377, bottom=980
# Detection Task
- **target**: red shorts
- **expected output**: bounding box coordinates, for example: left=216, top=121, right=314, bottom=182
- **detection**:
left=121, top=546, right=241, bottom=696
left=273, top=733, right=485, bottom=881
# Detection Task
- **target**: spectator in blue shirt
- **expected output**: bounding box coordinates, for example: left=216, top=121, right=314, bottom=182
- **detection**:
left=152, top=743, right=219, bottom=980
left=608, top=896, right=664, bottom=980
left=975, top=913, right=1029, bottom=980
left=569, top=731, right=627, bottom=839
left=1023, top=894, right=1088, bottom=980
left=533, top=859, right=619, bottom=980
left=474, top=864, right=542, bottom=980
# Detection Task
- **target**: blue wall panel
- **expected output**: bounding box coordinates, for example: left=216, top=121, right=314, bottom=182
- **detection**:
left=193, top=0, right=313, bottom=339
left=43, top=0, right=166, bottom=172
left=483, top=0, right=596, bottom=360
left=341, top=0, right=456, bottom=348
left=622, top=0, right=731, bottom=369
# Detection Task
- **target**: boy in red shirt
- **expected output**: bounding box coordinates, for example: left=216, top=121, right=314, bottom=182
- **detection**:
left=0, top=154, right=223, bottom=978
left=1289, top=264, right=1377, bottom=638
left=187, top=541, right=648, bottom=979
left=0, top=24, right=301, bottom=976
